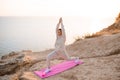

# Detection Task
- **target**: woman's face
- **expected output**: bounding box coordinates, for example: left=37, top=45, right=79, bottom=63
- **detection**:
left=57, top=29, right=62, bottom=36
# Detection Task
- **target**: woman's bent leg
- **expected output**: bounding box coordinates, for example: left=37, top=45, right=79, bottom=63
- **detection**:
left=60, top=49, right=71, bottom=60
left=61, top=49, right=79, bottom=60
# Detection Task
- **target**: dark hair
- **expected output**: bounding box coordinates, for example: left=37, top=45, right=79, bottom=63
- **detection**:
left=58, top=29, right=62, bottom=35
left=58, top=29, right=62, bottom=31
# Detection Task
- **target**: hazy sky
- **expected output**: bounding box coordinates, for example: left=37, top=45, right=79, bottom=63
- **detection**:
left=0, top=0, right=120, bottom=17
left=1, top=0, right=120, bottom=32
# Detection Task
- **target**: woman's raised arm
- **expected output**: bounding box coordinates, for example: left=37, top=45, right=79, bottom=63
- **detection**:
left=61, top=21, right=66, bottom=41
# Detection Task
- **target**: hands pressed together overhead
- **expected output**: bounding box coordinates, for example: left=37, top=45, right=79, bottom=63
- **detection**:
left=58, top=17, right=63, bottom=24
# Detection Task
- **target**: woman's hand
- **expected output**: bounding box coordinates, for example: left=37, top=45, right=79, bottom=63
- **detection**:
left=59, top=17, right=62, bottom=23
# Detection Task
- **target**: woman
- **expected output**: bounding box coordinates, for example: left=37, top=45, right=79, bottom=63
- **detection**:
left=43, top=17, right=79, bottom=74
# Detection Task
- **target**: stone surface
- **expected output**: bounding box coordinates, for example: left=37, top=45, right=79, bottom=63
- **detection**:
left=0, top=33, right=120, bottom=80
left=0, top=13, right=120, bottom=80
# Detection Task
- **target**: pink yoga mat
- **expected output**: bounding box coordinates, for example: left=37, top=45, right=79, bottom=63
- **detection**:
left=34, top=60, right=83, bottom=78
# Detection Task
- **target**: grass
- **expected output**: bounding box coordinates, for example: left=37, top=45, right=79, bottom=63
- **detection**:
left=74, top=36, right=83, bottom=42
left=83, top=33, right=101, bottom=39
left=74, top=33, right=101, bottom=42
left=75, top=29, right=120, bottom=42
left=111, top=29, right=120, bottom=34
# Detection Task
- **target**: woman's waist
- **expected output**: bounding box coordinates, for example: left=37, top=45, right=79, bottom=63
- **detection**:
left=55, top=45, right=65, bottom=50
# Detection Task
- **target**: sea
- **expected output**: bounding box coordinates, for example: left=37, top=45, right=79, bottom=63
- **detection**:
left=0, top=16, right=113, bottom=56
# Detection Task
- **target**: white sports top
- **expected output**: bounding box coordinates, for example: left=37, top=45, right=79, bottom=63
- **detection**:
left=55, top=23, right=66, bottom=50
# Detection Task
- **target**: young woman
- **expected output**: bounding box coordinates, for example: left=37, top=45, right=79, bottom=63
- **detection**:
left=43, top=17, right=79, bottom=74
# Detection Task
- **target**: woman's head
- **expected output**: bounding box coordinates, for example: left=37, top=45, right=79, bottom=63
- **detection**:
left=57, top=29, right=62, bottom=36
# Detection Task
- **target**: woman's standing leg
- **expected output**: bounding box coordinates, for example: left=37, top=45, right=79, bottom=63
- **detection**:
left=59, top=49, right=71, bottom=60
left=46, top=50, right=57, bottom=69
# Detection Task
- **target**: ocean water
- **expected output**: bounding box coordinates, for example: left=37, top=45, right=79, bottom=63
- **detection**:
left=0, top=16, right=113, bottom=56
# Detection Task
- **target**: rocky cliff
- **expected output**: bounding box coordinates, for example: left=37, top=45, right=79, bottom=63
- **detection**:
left=0, top=13, right=120, bottom=80
left=96, top=13, right=120, bottom=35
left=0, top=33, right=120, bottom=80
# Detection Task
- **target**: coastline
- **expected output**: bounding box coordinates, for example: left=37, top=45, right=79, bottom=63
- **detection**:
left=0, top=33, right=120, bottom=80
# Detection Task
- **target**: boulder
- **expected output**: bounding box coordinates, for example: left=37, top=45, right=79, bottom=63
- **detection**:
left=0, top=52, right=31, bottom=76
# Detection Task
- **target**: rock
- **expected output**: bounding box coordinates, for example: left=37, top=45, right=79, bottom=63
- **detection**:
left=0, top=52, right=32, bottom=76
left=0, top=74, right=19, bottom=80
left=19, top=72, right=39, bottom=80
left=67, top=33, right=120, bottom=59
left=1, top=51, right=19, bottom=60
left=97, top=13, right=120, bottom=35
left=22, top=50, right=32, bottom=53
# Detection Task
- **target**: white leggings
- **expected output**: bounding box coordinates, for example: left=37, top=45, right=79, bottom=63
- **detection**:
left=46, top=49, right=77, bottom=68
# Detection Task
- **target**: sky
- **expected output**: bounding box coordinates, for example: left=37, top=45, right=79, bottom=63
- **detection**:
left=0, top=0, right=120, bottom=17
left=0, top=0, right=120, bottom=32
